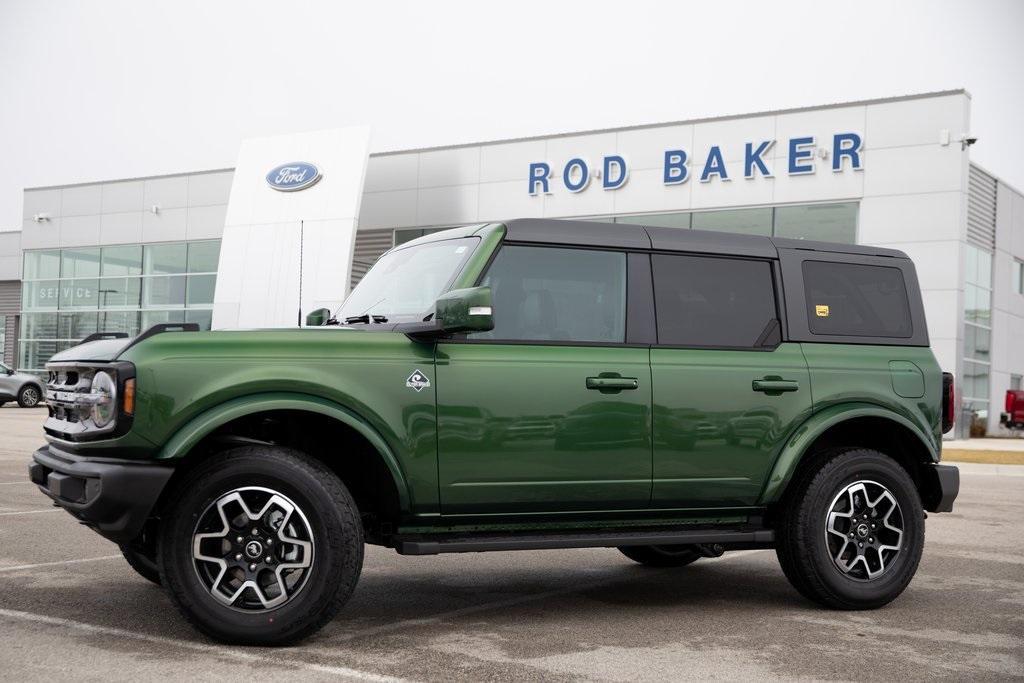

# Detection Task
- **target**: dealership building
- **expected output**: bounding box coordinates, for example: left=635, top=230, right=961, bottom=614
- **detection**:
left=0, top=89, right=1022, bottom=437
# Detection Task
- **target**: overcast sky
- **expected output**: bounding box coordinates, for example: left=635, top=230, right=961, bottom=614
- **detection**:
left=1, top=0, right=1021, bottom=230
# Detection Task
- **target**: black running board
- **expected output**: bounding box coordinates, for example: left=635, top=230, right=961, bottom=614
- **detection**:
left=396, top=528, right=774, bottom=555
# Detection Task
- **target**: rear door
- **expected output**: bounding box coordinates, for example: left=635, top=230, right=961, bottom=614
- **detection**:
left=649, top=253, right=812, bottom=508
left=435, top=245, right=653, bottom=514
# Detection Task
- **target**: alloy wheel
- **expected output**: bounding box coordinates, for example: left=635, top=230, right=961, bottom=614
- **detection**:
left=191, top=486, right=315, bottom=611
left=21, top=386, right=39, bottom=407
left=824, top=479, right=904, bottom=581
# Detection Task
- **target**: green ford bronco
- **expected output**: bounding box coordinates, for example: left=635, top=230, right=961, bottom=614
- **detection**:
left=30, top=219, right=959, bottom=645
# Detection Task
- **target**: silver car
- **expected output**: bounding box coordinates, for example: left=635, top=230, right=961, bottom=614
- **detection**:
left=0, top=362, right=44, bottom=408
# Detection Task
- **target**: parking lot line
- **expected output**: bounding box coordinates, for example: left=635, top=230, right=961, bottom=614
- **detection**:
left=0, top=555, right=121, bottom=573
left=0, top=608, right=412, bottom=683
left=0, top=509, right=62, bottom=516
left=0, top=481, right=33, bottom=486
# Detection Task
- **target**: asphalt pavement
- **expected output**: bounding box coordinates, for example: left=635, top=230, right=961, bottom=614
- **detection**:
left=1, top=404, right=1022, bottom=681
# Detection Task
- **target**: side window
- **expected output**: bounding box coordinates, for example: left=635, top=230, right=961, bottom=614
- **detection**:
left=802, top=260, right=912, bottom=338
left=652, top=254, right=777, bottom=348
left=472, top=246, right=626, bottom=343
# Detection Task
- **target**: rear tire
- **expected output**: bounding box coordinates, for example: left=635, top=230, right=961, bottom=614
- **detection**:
left=619, top=544, right=702, bottom=567
left=775, top=448, right=924, bottom=610
left=158, top=446, right=363, bottom=645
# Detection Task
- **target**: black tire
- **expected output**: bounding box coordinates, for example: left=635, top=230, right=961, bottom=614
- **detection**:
left=775, top=448, right=924, bottom=610
left=619, top=544, right=702, bottom=567
left=17, top=384, right=42, bottom=408
left=120, top=545, right=162, bottom=585
left=158, top=446, right=363, bottom=645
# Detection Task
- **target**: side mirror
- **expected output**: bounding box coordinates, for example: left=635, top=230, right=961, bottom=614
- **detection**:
left=435, top=286, right=494, bottom=333
left=305, top=308, right=331, bottom=327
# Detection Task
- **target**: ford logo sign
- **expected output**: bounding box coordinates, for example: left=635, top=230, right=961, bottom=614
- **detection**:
left=266, top=162, right=322, bottom=192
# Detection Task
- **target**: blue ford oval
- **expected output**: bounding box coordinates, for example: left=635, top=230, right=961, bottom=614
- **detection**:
left=266, top=162, right=322, bottom=192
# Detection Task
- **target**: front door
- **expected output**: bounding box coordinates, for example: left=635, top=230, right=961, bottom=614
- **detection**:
left=647, top=253, right=812, bottom=508
left=436, top=245, right=652, bottom=514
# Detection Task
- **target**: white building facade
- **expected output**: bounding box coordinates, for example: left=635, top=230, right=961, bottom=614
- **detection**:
left=1, top=90, right=1022, bottom=436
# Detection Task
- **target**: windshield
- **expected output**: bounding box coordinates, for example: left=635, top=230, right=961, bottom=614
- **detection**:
left=338, top=237, right=479, bottom=322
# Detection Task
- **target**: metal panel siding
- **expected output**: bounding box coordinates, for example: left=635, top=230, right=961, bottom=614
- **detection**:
left=0, top=281, right=19, bottom=367
left=350, top=228, right=394, bottom=288
left=3, top=315, right=15, bottom=367
left=0, top=280, right=20, bottom=314
left=967, top=164, right=997, bottom=251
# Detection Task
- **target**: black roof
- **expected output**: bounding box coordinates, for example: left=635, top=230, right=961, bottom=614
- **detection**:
left=502, top=218, right=908, bottom=259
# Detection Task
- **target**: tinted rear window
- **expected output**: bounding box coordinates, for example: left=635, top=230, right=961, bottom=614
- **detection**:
left=802, top=260, right=912, bottom=338
left=652, top=254, right=777, bottom=347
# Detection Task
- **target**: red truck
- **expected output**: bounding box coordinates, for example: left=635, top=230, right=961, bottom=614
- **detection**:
left=1001, top=390, right=1024, bottom=430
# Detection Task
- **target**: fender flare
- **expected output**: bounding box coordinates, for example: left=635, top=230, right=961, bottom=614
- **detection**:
left=758, top=402, right=939, bottom=505
left=156, top=392, right=411, bottom=512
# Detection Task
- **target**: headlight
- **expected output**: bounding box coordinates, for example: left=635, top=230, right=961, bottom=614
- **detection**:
left=90, top=371, right=117, bottom=428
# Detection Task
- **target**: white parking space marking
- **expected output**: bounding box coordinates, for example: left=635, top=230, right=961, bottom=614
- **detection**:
left=0, top=555, right=121, bottom=573
left=0, top=608, right=412, bottom=683
left=0, top=481, right=34, bottom=486
left=0, top=509, right=62, bottom=516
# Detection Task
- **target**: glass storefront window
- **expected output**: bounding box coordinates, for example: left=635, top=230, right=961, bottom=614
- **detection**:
left=187, top=241, right=220, bottom=273
left=185, top=309, right=213, bottom=329
left=99, top=311, right=142, bottom=337
left=141, top=309, right=186, bottom=329
left=58, top=279, right=100, bottom=310
left=143, top=275, right=187, bottom=308
left=101, top=245, right=143, bottom=276
left=144, top=243, right=188, bottom=274
left=962, top=244, right=994, bottom=437
left=57, top=312, right=100, bottom=340
left=19, top=240, right=219, bottom=370
left=616, top=213, right=692, bottom=229
left=60, top=248, right=102, bottom=278
left=22, top=280, right=60, bottom=310
left=186, top=274, right=216, bottom=306
left=23, top=250, right=61, bottom=280
left=692, top=207, right=772, bottom=236
left=774, top=202, right=857, bottom=243
left=98, top=277, right=142, bottom=308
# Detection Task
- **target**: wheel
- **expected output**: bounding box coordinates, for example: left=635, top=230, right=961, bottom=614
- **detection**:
left=17, top=384, right=41, bottom=408
left=775, top=448, right=924, bottom=610
left=120, top=545, right=161, bottom=585
left=158, top=446, right=363, bottom=645
left=619, top=544, right=702, bottom=567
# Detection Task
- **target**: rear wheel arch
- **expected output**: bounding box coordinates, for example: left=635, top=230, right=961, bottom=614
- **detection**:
left=153, top=394, right=411, bottom=531
left=761, top=405, right=939, bottom=514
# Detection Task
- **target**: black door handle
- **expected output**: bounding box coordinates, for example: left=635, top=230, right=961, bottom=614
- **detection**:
left=586, top=376, right=639, bottom=391
left=752, top=378, right=799, bottom=395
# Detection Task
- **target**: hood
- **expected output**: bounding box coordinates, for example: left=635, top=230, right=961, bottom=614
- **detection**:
left=48, top=337, right=135, bottom=363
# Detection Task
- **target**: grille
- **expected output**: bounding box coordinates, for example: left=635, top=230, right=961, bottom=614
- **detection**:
left=45, top=367, right=94, bottom=424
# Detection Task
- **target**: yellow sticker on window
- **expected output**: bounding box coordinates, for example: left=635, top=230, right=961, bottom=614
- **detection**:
left=815, top=305, right=830, bottom=317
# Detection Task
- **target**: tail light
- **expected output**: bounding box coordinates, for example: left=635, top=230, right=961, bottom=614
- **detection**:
left=1007, top=390, right=1019, bottom=414
left=941, top=372, right=955, bottom=434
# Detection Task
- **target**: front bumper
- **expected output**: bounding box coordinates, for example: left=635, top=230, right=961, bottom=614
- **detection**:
left=923, top=463, right=959, bottom=513
left=29, top=444, right=173, bottom=543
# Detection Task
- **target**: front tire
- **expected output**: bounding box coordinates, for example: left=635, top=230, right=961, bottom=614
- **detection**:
left=17, top=384, right=41, bottom=408
left=159, top=446, right=363, bottom=645
left=619, top=544, right=702, bottom=567
left=775, top=448, right=924, bottom=610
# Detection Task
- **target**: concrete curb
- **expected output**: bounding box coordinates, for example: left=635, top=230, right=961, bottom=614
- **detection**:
left=944, top=461, right=1024, bottom=477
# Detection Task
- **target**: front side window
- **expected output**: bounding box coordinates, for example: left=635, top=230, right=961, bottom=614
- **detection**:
left=338, top=237, right=478, bottom=322
left=652, top=254, right=777, bottom=348
left=803, top=260, right=912, bottom=338
left=472, top=246, right=627, bottom=343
